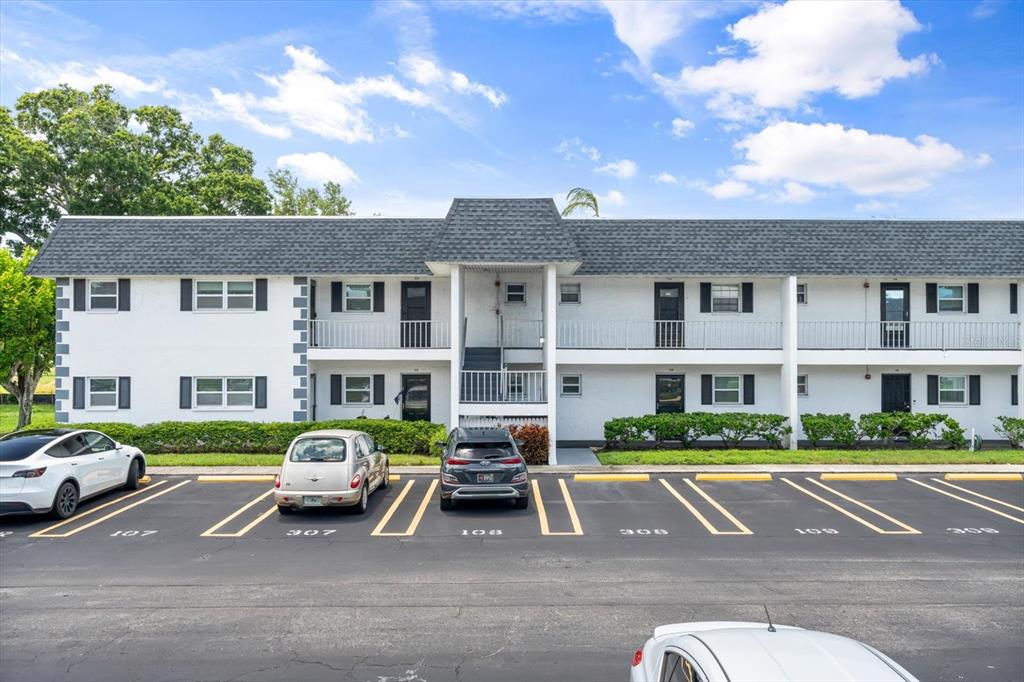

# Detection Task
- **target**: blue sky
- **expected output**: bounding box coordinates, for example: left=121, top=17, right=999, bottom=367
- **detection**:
left=2, top=0, right=1022, bottom=219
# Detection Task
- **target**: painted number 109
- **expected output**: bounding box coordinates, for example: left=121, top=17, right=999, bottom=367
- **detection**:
left=794, top=528, right=839, bottom=535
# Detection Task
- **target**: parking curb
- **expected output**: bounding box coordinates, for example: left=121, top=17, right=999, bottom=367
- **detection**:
left=574, top=473, right=650, bottom=482
left=820, top=473, right=898, bottom=481
left=695, top=473, right=772, bottom=481
left=944, top=473, right=1023, bottom=481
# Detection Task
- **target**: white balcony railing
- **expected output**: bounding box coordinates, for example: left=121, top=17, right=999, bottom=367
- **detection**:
left=460, top=370, right=546, bottom=403
left=501, top=318, right=543, bottom=348
left=798, top=321, right=1021, bottom=350
left=309, top=319, right=450, bottom=349
left=556, top=320, right=782, bottom=350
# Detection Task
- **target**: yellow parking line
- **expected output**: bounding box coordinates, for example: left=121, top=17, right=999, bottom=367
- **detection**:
left=695, top=473, right=772, bottom=482
left=683, top=479, right=753, bottom=534
left=197, top=475, right=277, bottom=483
left=388, top=474, right=401, bottom=482
left=930, top=478, right=1024, bottom=512
left=200, top=489, right=275, bottom=537
left=138, top=475, right=151, bottom=484
left=944, top=473, right=1023, bottom=481
left=907, top=479, right=1024, bottom=524
left=780, top=477, right=920, bottom=535
left=27, top=481, right=168, bottom=537
left=371, top=479, right=438, bottom=537
left=574, top=473, right=649, bottom=482
left=820, top=473, right=898, bottom=481
left=659, top=479, right=752, bottom=535
left=533, top=479, right=583, bottom=536
left=30, top=481, right=190, bottom=538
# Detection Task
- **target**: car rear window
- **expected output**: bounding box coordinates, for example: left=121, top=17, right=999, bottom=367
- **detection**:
left=0, top=433, right=58, bottom=462
left=454, top=442, right=516, bottom=459
left=290, top=438, right=347, bottom=462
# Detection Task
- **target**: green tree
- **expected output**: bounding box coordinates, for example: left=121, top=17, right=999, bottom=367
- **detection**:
left=2, top=84, right=272, bottom=250
left=560, top=187, right=600, bottom=218
left=269, top=169, right=353, bottom=216
left=0, top=248, right=55, bottom=430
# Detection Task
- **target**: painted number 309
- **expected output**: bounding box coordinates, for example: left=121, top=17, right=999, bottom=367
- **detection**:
left=947, top=527, right=999, bottom=534
left=620, top=529, right=668, bottom=535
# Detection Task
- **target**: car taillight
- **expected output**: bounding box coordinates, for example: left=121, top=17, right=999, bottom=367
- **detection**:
left=511, top=472, right=527, bottom=484
left=350, top=473, right=362, bottom=489
left=632, top=648, right=643, bottom=667
left=498, top=456, right=522, bottom=464
left=12, top=467, right=46, bottom=478
left=274, top=474, right=281, bottom=489
left=447, top=457, right=471, bottom=465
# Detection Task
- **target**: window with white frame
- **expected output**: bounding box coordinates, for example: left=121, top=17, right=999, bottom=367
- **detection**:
left=796, top=283, right=808, bottom=305
left=505, top=282, right=526, bottom=304
left=938, top=285, right=964, bottom=312
left=559, top=283, right=581, bottom=304
left=195, top=280, right=254, bottom=311
left=344, top=284, right=372, bottom=312
left=711, top=284, right=740, bottom=313
left=344, top=375, right=372, bottom=404
left=560, top=374, right=582, bottom=396
left=939, top=375, right=967, bottom=404
left=195, top=377, right=254, bottom=408
left=87, top=377, right=118, bottom=409
left=88, top=280, right=118, bottom=310
left=797, top=374, right=808, bottom=397
left=507, top=373, right=525, bottom=398
left=713, top=375, right=741, bottom=404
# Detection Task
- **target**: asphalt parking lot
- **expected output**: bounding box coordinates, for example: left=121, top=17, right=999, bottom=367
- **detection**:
left=1, top=472, right=1022, bottom=682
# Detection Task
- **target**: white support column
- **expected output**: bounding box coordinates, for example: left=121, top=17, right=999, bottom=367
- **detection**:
left=1018, top=279, right=1024, bottom=419
left=544, top=264, right=558, bottom=464
left=781, top=275, right=799, bottom=450
left=449, top=265, right=462, bottom=431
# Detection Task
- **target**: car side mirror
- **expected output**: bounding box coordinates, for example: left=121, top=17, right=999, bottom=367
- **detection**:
left=114, top=442, right=124, bottom=450
left=435, top=441, right=447, bottom=448
left=515, top=439, right=525, bottom=448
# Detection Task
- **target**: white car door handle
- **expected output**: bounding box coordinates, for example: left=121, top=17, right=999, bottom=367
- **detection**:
left=70, top=462, right=78, bottom=466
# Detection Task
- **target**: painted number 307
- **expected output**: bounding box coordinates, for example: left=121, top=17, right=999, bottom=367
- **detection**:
left=620, top=529, right=668, bottom=535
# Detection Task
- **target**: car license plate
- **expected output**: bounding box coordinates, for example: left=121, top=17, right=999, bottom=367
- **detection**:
left=303, top=496, right=323, bottom=506
left=476, top=473, right=494, bottom=483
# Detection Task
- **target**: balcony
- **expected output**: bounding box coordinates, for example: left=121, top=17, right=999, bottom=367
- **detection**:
left=460, top=370, right=546, bottom=403
left=798, top=321, right=1021, bottom=350
left=309, top=320, right=450, bottom=349
left=556, top=320, right=782, bottom=350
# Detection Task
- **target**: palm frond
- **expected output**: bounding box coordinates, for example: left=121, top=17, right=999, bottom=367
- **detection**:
left=560, top=187, right=599, bottom=218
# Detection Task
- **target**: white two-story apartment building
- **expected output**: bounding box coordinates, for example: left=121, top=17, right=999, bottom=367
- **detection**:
left=27, top=198, right=1024, bottom=457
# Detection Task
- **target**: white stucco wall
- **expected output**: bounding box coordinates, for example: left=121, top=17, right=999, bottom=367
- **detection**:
left=462, top=270, right=544, bottom=347
left=309, top=360, right=451, bottom=427
left=310, top=275, right=450, bottom=324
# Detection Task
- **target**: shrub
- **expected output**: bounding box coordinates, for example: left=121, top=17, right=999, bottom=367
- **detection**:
left=603, top=412, right=790, bottom=449
left=856, top=412, right=949, bottom=448
left=507, top=423, right=550, bottom=465
left=649, top=414, right=703, bottom=448
left=751, top=413, right=792, bottom=449
left=604, top=416, right=651, bottom=448
left=800, top=413, right=860, bottom=448
left=995, top=416, right=1024, bottom=448
left=939, top=416, right=967, bottom=450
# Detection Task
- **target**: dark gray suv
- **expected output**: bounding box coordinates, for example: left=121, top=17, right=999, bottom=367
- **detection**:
left=438, top=427, right=529, bottom=510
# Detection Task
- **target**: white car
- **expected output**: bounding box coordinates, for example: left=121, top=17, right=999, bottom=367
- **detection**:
left=0, top=429, right=147, bottom=519
left=630, top=621, right=918, bottom=682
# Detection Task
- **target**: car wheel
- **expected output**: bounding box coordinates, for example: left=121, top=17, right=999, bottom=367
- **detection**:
left=439, top=496, right=453, bottom=511
left=123, top=459, right=141, bottom=490
left=51, top=481, right=79, bottom=519
left=277, top=505, right=294, bottom=515
left=514, top=496, right=529, bottom=510
left=352, top=485, right=368, bottom=515
left=380, top=465, right=390, bottom=490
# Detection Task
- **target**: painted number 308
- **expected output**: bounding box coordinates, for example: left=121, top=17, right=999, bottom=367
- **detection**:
left=620, top=529, right=668, bottom=535
left=947, top=527, right=999, bottom=534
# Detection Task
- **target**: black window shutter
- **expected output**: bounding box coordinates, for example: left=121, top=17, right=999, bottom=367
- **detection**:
left=72, top=377, right=85, bottom=409
left=255, top=376, right=267, bottom=408
left=969, top=375, right=981, bottom=405
left=743, top=374, right=755, bottom=404
left=330, top=375, right=342, bottom=405
left=1011, top=283, right=1018, bottom=314
left=179, top=377, right=192, bottom=409
left=1012, top=375, right=1019, bottom=406
left=925, top=283, right=937, bottom=313
left=699, top=283, right=711, bottom=313
left=741, top=283, right=754, bottom=313
left=73, top=279, right=86, bottom=311
left=927, top=375, right=938, bottom=405
left=180, top=279, right=193, bottom=311
left=373, top=282, right=385, bottom=313
left=967, top=283, right=979, bottom=313
left=700, top=375, right=712, bottom=404
left=255, top=279, right=268, bottom=311
left=117, top=279, right=131, bottom=311
left=118, top=377, right=131, bottom=409
left=331, top=282, right=344, bottom=312
left=373, top=374, right=385, bottom=404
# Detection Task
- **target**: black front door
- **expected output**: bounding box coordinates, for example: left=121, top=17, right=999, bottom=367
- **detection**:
left=656, top=374, right=685, bottom=413
left=309, top=279, right=318, bottom=347
left=881, top=374, right=911, bottom=412
left=401, top=374, right=431, bottom=421
left=401, top=282, right=431, bottom=348
left=655, top=283, right=684, bottom=348
left=880, top=283, right=910, bottom=348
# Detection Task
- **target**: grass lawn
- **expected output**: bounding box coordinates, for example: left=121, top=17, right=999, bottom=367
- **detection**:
left=597, top=449, right=1024, bottom=465
left=0, top=402, right=56, bottom=433
left=145, top=453, right=437, bottom=466
left=0, top=371, right=55, bottom=396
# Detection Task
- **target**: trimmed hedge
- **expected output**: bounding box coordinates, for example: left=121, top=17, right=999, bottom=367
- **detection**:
left=996, top=416, right=1024, bottom=448
left=605, top=413, right=792, bottom=449
left=56, top=419, right=447, bottom=455
left=801, top=412, right=968, bottom=449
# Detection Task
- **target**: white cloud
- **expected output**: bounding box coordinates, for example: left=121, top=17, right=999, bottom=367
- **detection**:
left=854, top=199, right=898, bottom=214
left=770, top=181, right=816, bottom=204
left=971, top=0, right=1003, bottom=20
left=731, top=121, right=978, bottom=195
left=555, top=137, right=602, bottom=162
left=670, top=117, right=694, bottom=138
left=700, top=179, right=754, bottom=199
left=600, top=1, right=724, bottom=67
left=210, top=88, right=291, bottom=139
left=595, top=158, right=638, bottom=179
left=276, top=152, right=359, bottom=186
left=600, top=189, right=626, bottom=207
left=398, top=54, right=507, bottom=107
left=2, top=49, right=165, bottom=97
left=654, top=0, right=935, bottom=120
left=652, top=172, right=677, bottom=184
left=439, top=1, right=595, bottom=22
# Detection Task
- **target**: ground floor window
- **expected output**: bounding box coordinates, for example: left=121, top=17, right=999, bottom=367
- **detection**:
left=713, top=375, right=741, bottom=405
left=797, top=374, right=808, bottom=397
left=656, top=374, right=684, bottom=413
left=344, top=375, right=372, bottom=404
left=195, top=377, right=254, bottom=408
left=939, top=375, right=967, bottom=404
left=560, top=374, right=582, bottom=396
left=87, top=377, right=118, bottom=409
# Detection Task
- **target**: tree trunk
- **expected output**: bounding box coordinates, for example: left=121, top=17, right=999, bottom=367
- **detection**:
left=17, top=394, right=33, bottom=430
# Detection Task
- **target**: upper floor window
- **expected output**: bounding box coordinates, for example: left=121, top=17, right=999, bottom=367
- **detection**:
left=89, top=280, right=119, bottom=310
left=196, top=280, right=254, bottom=311
left=938, top=285, right=964, bottom=312
left=505, top=283, right=526, bottom=304
left=713, top=375, right=741, bottom=404
left=88, top=377, right=118, bottom=409
left=559, top=283, right=581, bottom=304
left=796, top=283, right=808, bottom=304
left=939, top=375, right=967, bottom=404
left=345, top=284, right=373, bottom=312
left=711, top=285, right=740, bottom=313
left=195, top=377, right=254, bottom=408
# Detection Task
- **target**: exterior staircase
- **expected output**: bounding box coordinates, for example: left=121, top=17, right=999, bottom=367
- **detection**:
left=461, top=347, right=501, bottom=401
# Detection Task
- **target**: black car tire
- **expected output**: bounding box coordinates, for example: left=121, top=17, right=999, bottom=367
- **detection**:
left=380, top=465, right=389, bottom=490
left=51, top=481, right=79, bottom=519
left=439, top=496, right=453, bottom=511
left=123, top=459, right=141, bottom=490
left=352, top=485, right=368, bottom=515
left=514, top=496, right=529, bottom=510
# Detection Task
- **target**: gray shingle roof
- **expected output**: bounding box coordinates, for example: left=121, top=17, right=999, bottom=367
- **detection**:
left=425, top=198, right=581, bottom=263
